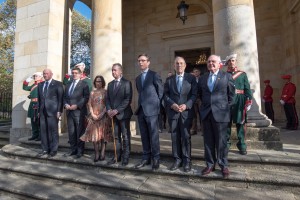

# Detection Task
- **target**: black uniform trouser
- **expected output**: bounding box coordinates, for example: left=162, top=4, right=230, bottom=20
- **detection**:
left=67, top=111, right=85, bottom=154
left=283, top=103, right=299, bottom=129
left=265, top=102, right=274, bottom=122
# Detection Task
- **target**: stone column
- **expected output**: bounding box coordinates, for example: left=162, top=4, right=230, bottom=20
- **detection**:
left=212, top=0, right=270, bottom=127
left=212, top=0, right=281, bottom=150
left=91, top=0, right=122, bottom=83
left=11, top=0, right=65, bottom=143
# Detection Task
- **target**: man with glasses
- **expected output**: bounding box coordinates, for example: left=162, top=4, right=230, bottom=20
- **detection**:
left=198, top=55, right=235, bottom=178
left=134, top=53, right=163, bottom=171
left=64, top=68, right=90, bottom=158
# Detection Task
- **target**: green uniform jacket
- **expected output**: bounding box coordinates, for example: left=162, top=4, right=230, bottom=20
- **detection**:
left=23, top=81, right=40, bottom=118
left=228, top=71, right=252, bottom=123
left=63, top=74, right=93, bottom=92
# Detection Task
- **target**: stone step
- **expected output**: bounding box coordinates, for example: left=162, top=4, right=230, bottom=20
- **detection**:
left=0, top=146, right=299, bottom=200
left=18, top=135, right=300, bottom=167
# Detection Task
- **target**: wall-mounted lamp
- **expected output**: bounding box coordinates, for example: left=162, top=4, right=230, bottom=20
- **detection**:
left=177, top=1, right=189, bottom=25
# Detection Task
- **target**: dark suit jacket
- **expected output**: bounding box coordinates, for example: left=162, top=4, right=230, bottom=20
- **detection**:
left=164, top=73, right=198, bottom=119
left=106, top=77, right=133, bottom=120
left=63, top=80, right=90, bottom=117
left=198, top=70, right=235, bottom=123
left=135, top=69, right=163, bottom=116
left=38, top=79, right=64, bottom=116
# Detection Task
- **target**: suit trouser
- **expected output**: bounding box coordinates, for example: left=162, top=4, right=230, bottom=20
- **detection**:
left=203, top=112, right=228, bottom=169
left=283, top=103, right=299, bottom=129
left=40, top=109, right=59, bottom=153
left=169, top=116, right=192, bottom=164
left=113, top=117, right=131, bottom=160
left=137, top=109, right=160, bottom=161
left=265, top=102, right=274, bottom=122
left=67, top=112, right=85, bottom=154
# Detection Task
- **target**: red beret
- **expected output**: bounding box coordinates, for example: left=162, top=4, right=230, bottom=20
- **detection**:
left=281, top=75, right=292, bottom=79
left=264, top=80, right=270, bottom=83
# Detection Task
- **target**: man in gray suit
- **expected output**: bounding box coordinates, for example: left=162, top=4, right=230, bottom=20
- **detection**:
left=198, top=55, right=235, bottom=178
left=37, top=69, right=64, bottom=157
left=164, top=57, right=197, bottom=172
left=135, top=53, right=163, bottom=170
left=106, top=63, right=133, bottom=166
left=64, top=68, right=90, bottom=158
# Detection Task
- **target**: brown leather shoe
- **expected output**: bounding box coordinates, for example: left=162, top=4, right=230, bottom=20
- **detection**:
left=222, top=168, right=230, bottom=178
left=201, top=166, right=215, bottom=175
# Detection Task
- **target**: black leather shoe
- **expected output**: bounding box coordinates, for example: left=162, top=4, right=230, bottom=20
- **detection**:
left=183, top=162, right=192, bottom=172
left=152, top=160, right=160, bottom=170
left=37, top=151, right=48, bottom=157
left=76, top=153, right=82, bottom=159
left=222, top=168, right=230, bottom=178
left=49, top=151, right=57, bottom=157
left=122, top=158, right=129, bottom=166
left=134, top=160, right=151, bottom=169
left=64, top=151, right=77, bottom=157
left=107, top=157, right=121, bottom=165
left=239, top=150, right=247, bottom=155
left=35, top=137, right=41, bottom=141
left=169, top=161, right=182, bottom=171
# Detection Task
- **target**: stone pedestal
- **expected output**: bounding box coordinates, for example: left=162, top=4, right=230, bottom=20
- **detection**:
left=229, top=126, right=282, bottom=150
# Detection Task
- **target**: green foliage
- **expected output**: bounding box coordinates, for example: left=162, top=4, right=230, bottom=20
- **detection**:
left=0, top=0, right=16, bottom=92
left=71, top=11, right=91, bottom=75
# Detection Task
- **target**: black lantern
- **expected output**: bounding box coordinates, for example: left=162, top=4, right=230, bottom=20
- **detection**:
left=177, top=1, right=189, bottom=25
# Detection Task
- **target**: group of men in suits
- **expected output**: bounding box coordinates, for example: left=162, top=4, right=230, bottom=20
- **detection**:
left=33, top=52, right=252, bottom=179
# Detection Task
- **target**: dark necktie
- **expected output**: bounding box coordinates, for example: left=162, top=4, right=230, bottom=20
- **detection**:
left=43, top=81, right=49, bottom=96
left=69, top=81, right=76, bottom=96
left=114, top=80, right=119, bottom=93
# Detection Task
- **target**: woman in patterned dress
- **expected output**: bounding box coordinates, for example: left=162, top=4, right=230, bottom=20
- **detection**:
left=80, top=75, right=110, bottom=162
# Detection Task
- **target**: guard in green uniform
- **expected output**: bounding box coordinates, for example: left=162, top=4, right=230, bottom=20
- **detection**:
left=63, top=62, right=92, bottom=92
left=23, top=72, right=43, bottom=141
left=226, top=54, right=252, bottom=155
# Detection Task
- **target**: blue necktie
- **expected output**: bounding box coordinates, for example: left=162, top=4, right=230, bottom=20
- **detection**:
left=208, top=74, right=216, bottom=92
left=43, top=81, right=48, bottom=96
left=177, top=76, right=183, bottom=92
left=141, top=72, right=146, bottom=87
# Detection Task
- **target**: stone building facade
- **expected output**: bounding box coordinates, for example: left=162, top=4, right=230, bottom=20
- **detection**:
left=11, top=0, right=299, bottom=145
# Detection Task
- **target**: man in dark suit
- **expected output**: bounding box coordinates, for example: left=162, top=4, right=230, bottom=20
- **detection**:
left=37, top=69, right=64, bottom=157
left=64, top=67, right=90, bottom=158
left=198, top=54, right=235, bottom=178
left=164, top=57, right=197, bottom=172
left=135, top=53, right=163, bottom=170
left=106, top=63, right=133, bottom=166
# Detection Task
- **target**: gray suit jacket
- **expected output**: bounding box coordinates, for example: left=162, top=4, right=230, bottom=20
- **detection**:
left=38, top=79, right=64, bottom=117
left=135, top=69, right=163, bottom=116
left=106, top=77, right=133, bottom=120
left=164, top=73, right=197, bottom=119
left=63, top=80, right=90, bottom=117
left=198, top=70, right=235, bottom=123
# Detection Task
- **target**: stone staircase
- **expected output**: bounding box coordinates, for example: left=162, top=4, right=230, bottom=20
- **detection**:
left=0, top=132, right=299, bottom=200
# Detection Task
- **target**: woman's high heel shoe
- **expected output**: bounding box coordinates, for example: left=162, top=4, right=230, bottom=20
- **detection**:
left=99, top=155, right=105, bottom=161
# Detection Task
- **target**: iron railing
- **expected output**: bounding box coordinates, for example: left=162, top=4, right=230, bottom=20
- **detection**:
left=0, top=92, right=12, bottom=119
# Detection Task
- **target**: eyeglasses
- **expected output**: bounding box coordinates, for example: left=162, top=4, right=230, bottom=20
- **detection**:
left=137, top=59, right=148, bottom=62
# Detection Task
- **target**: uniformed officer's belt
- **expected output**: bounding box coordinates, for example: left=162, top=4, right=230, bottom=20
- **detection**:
left=235, top=89, right=244, bottom=94
left=31, top=98, right=38, bottom=102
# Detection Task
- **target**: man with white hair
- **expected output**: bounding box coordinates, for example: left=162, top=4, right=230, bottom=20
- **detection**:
left=226, top=53, right=252, bottom=155
left=23, top=72, right=43, bottom=141
left=63, top=62, right=93, bottom=92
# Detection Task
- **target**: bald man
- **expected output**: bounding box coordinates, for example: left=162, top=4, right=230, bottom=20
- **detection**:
left=37, top=69, right=64, bottom=157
